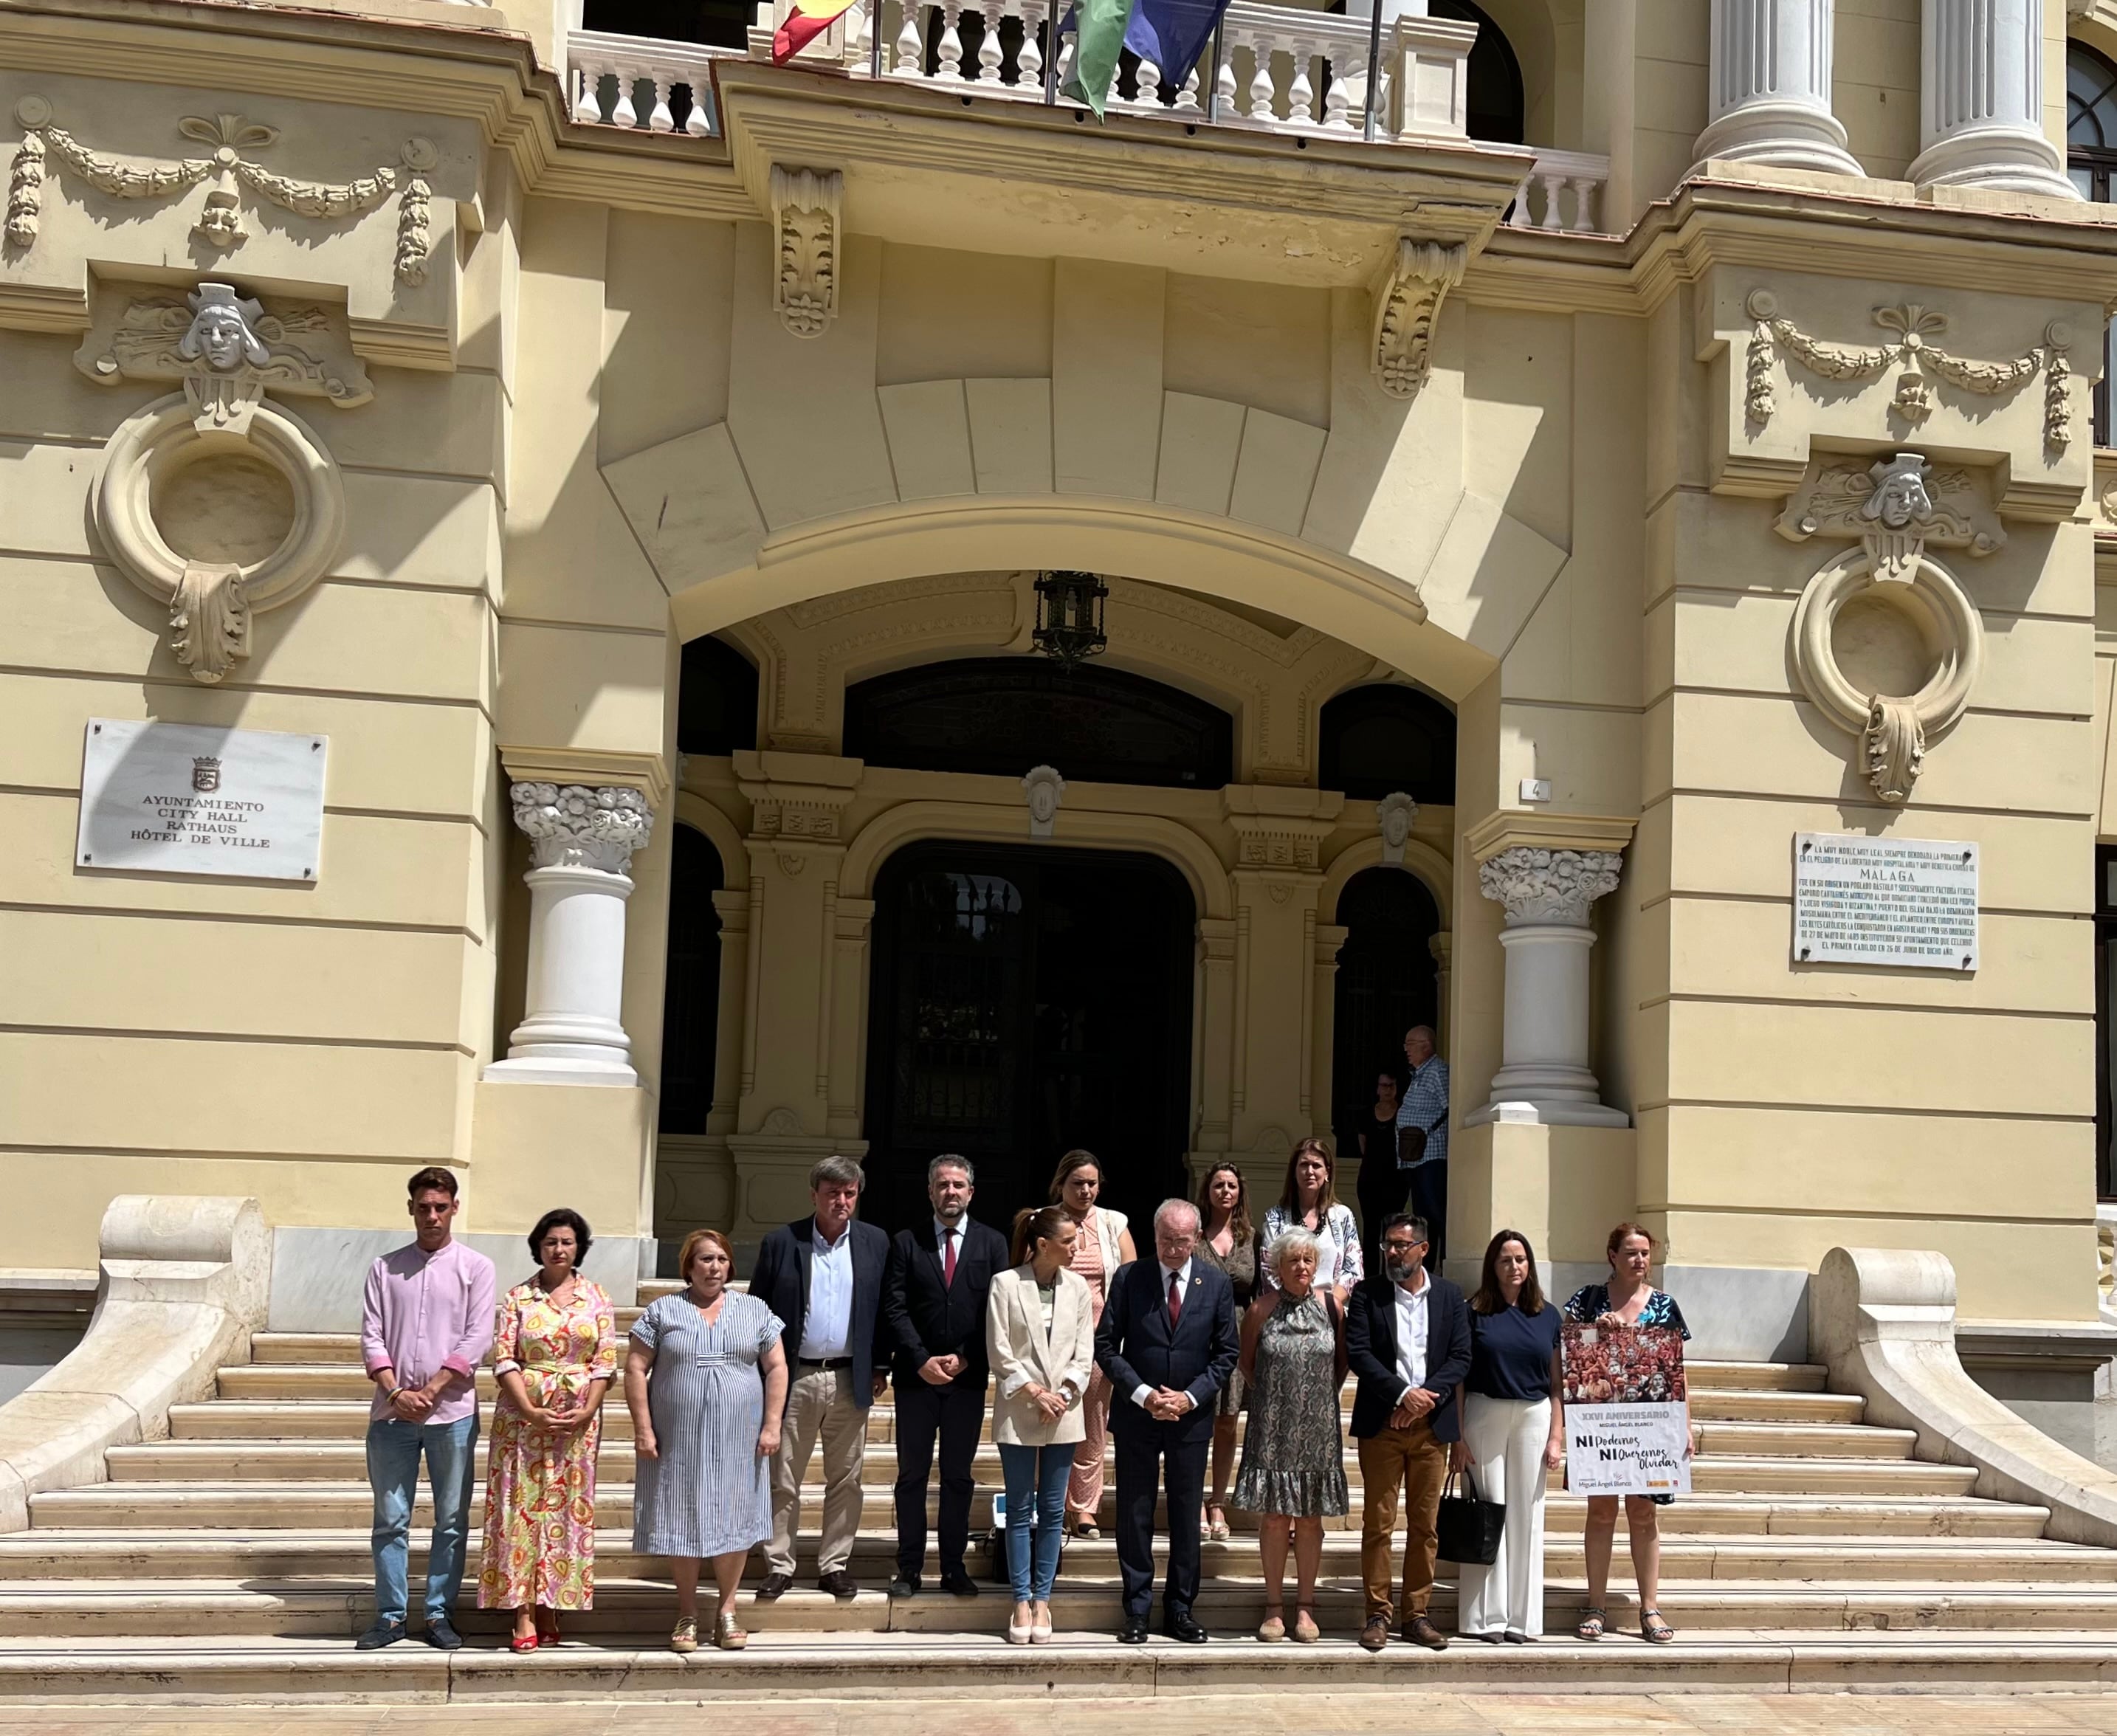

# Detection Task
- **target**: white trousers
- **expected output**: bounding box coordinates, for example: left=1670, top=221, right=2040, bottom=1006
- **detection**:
left=1456, top=1394, right=1549, bottom=1639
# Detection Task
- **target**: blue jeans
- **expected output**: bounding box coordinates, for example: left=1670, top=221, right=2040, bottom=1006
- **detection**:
left=996, top=1442, right=1073, bottom=1604
left=366, top=1413, right=478, bottom=1626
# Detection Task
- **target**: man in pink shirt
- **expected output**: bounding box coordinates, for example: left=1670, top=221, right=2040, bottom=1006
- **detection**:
left=356, top=1166, right=497, bottom=1650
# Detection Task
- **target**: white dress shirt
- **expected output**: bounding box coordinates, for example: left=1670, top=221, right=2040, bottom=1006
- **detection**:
left=1394, top=1270, right=1431, bottom=1398
left=1131, top=1256, right=1194, bottom=1411
left=799, top=1219, right=855, bottom=1360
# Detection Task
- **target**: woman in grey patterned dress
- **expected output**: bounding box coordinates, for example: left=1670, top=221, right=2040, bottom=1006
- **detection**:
left=624, top=1228, right=788, bottom=1653
left=1233, top=1227, right=1348, bottom=1642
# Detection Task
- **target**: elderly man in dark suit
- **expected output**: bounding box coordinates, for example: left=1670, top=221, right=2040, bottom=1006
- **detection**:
left=1344, top=1211, right=1472, bottom=1652
left=881, top=1153, right=1011, bottom=1598
left=748, top=1154, right=891, bottom=1601
left=1095, top=1196, right=1239, bottom=1644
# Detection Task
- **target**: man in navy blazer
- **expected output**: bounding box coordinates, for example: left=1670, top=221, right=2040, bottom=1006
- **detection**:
left=880, top=1154, right=1011, bottom=1597
left=1094, top=1197, right=1239, bottom=1644
left=1343, top=1212, right=1471, bottom=1651
left=748, top=1155, right=891, bottom=1601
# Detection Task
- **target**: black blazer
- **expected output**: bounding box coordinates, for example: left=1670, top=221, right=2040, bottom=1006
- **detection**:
left=881, top=1217, right=1011, bottom=1387
left=1095, top=1258, right=1239, bottom=1447
left=1345, top=1274, right=1472, bottom=1444
left=749, top=1216, right=892, bottom=1410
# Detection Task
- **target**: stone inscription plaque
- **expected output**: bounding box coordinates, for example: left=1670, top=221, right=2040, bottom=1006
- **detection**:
left=77, top=719, right=327, bottom=882
left=1792, top=833, right=1977, bottom=972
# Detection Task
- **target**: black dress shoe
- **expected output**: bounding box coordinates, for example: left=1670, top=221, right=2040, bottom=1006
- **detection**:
left=939, top=1569, right=980, bottom=1599
left=889, top=1573, right=921, bottom=1597
left=817, top=1569, right=859, bottom=1599
left=354, top=1619, right=407, bottom=1650
left=755, top=1572, right=794, bottom=1602
left=423, top=1616, right=463, bottom=1651
left=1163, top=1613, right=1208, bottom=1644
left=1117, top=1619, right=1149, bottom=1644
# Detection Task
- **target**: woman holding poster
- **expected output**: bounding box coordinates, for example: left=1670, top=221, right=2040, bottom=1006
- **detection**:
left=1563, top=1222, right=1693, bottom=1645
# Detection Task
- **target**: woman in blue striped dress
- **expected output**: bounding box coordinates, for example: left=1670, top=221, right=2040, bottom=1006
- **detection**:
left=624, top=1228, right=788, bottom=1653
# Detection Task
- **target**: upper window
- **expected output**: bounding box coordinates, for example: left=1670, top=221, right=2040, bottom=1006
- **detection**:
left=676, top=635, right=760, bottom=757
left=844, top=658, right=1235, bottom=790
left=1319, top=683, right=1456, bottom=805
left=583, top=0, right=748, bottom=48
left=1430, top=1, right=1526, bottom=145
left=2067, top=44, right=2117, bottom=444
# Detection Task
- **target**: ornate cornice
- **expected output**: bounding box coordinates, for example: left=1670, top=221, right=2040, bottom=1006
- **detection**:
left=500, top=745, right=669, bottom=811
left=1462, top=810, right=1636, bottom=866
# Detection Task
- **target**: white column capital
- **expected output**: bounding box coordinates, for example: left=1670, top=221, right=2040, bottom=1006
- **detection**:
left=1476, top=845, right=1623, bottom=928
left=510, top=781, right=656, bottom=876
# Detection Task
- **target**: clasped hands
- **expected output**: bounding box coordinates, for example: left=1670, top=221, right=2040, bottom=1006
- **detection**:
left=1388, top=1385, right=1436, bottom=1431
left=1022, top=1382, right=1070, bottom=1423
left=1143, top=1387, right=1192, bottom=1422
left=918, top=1354, right=965, bottom=1386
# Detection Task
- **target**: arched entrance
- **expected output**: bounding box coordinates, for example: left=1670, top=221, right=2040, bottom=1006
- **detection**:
left=1330, top=865, right=1442, bottom=1162
left=863, top=841, right=1197, bottom=1237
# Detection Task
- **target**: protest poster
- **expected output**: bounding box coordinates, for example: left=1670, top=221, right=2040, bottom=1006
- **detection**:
left=1560, top=1321, right=1690, bottom=1498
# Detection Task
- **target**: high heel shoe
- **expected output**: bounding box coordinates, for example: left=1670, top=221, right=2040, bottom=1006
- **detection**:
left=715, top=1608, right=748, bottom=1650
left=1205, top=1502, right=1231, bottom=1543
left=534, top=1608, right=561, bottom=1648
left=508, top=1632, right=539, bottom=1655
left=669, top=1616, right=698, bottom=1655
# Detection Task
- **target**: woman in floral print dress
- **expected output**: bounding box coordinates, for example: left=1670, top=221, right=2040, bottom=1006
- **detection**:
left=478, top=1208, right=617, bottom=1650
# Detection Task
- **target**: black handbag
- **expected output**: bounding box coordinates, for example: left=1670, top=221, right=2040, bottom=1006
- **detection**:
left=1435, top=1466, right=1506, bottom=1566
left=1397, top=1123, right=1428, bottom=1167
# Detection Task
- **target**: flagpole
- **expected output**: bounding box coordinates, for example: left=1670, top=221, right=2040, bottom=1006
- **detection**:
left=1360, top=0, right=1383, bottom=142
left=1043, top=0, right=1061, bottom=102
left=870, top=0, right=884, bottom=77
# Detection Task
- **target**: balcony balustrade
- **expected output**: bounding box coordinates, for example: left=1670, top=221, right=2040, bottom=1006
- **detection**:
left=563, top=1, right=1611, bottom=234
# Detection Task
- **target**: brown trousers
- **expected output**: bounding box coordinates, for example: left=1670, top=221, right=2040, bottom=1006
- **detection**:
left=1357, top=1416, right=1450, bottom=1622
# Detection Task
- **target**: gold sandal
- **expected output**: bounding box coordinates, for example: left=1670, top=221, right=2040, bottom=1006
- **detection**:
left=669, top=1616, right=699, bottom=1654
left=715, top=1608, right=748, bottom=1650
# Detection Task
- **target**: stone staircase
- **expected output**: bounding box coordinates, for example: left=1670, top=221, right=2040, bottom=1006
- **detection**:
left=3, top=1278, right=2116, bottom=1701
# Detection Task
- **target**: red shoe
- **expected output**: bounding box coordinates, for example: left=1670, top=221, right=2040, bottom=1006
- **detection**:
left=534, top=1610, right=562, bottom=1647
left=509, top=1633, right=540, bottom=1654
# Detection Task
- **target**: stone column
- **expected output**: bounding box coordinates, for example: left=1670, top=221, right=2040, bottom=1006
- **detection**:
left=487, top=782, right=655, bottom=1086
left=1465, top=847, right=1630, bottom=1129
left=1428, top=929, right=1453, bottom=1057
left=1692, top=0, right=1863, bottom=177
left=1911, top=0, right=2079, bottom=199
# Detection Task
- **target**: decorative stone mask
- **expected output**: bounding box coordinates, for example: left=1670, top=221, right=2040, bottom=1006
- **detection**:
left=178, top=283, right=269, bottom=373
left=1859, top=452, right=1934, bottom=531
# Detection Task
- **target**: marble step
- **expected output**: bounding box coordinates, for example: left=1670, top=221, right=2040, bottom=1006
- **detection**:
left=3, top=1628, right=2117, bottom=1701
left=22, top=1497, right=2100, bottom=1584
left=6, top=1573, right=2117, bottom=1642
left=238, top=1336, right=1828, bottom=1395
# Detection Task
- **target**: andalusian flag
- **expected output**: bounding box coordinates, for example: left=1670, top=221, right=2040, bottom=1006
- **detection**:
left=774, top=0, right=859, bottom=63
left=1061, top=0, right=1229, bottom=117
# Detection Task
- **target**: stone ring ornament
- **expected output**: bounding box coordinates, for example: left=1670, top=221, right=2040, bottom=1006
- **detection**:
left=1789, top=544, right=1982, bottom=806
left=93, top=392, right=345, bottom=684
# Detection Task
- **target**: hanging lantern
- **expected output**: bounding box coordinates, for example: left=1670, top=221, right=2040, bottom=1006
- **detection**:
left=1032, top=570, right=1109, bottom=671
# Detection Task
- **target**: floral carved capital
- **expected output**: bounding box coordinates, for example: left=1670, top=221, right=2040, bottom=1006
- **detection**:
left=771, top=165, right=841, bottom=340
left=510, top=782, right=656, bottom=875
left=1371, top=239, right=1465, bottom=401
left=1477, top=847, right=1622, bottom=926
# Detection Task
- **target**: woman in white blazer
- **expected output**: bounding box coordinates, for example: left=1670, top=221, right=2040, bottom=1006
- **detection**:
left=987, top=1205, right=1096, bottom=1645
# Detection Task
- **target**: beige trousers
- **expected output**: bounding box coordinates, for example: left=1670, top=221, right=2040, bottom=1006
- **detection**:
left=767, top=1367, right=870, bottom=1577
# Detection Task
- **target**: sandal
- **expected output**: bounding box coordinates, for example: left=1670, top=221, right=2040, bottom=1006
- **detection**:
left=1070, top=1518, right=1101, bottom=1540
left=669, top=1616, right=699, bottom=1655
left=1576, top=1608, right=1606, bottom=1642
left=534, top=1608, right=561, bottom=1648
left=1642, top=1609, right=1675, bottom=1645
left=715, top=1608, right=749, bottom=1650
left=1206, top=1502, right=1231, bottom=1543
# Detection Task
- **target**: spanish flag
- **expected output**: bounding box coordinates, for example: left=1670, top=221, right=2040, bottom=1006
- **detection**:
left=773, top=0, right=860, bottom=63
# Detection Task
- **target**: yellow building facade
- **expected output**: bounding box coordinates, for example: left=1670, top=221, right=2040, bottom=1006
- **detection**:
left=8, top=0, right=2117, bottom=1425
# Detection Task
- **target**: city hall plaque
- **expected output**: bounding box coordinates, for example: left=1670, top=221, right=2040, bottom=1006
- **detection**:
left=77, top=719, right=327, bottom=882
left=1793, top=833, right=1977, bottom=972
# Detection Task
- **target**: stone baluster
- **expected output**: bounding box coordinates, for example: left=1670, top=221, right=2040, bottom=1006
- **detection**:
left=1464, top=844, right=1631, bottom=1129
left=1691, top=0, right=1862, bottom=176
left=1247, top=38, right=1278, bottom=123
left=1536, top=168, right=1565, bottom=229
left=895, top=1, right=926, bottom=75
left=647, top=78, right=675, bottom=132
left=610, top=76, right=639, bottom=128
left=1285, top=45, right=1315, bottom=126
left=1911, top=0, right=2079, bottom=198
left=1174, top=61, right=1203, bottom=112
left=573, top=64, right=605, bottom=125
left=1215, top=43, right=1240, bottom=116
left=976, top=0, right=1005, bottom=82
left=487, top=783, right=657, bottom=1086
left=937, top=0, right=965, bottom=78
left=1569, top=173, right=1597, bottom=233
left=1135, top=50, right=1164, bottom=106
left=1321, top=48, right=1355, bottom=131
left=1016, top=1, right=1044, bottom=89
left=684, top=75, right=714, bottom=136
left=1507, top=181, right=1532, bottom=228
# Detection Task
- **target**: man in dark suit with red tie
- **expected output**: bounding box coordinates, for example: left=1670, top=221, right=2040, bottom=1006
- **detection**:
left=880, top=1154, right=1011, bottom=1597
left=1094, top=1197, right=1239, bottom=1644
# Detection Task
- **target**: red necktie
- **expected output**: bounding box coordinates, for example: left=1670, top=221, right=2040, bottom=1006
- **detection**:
left=1168, top=1268, right=1183, bottom=1329
left=943, top=1227, right=957, bottom=1288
